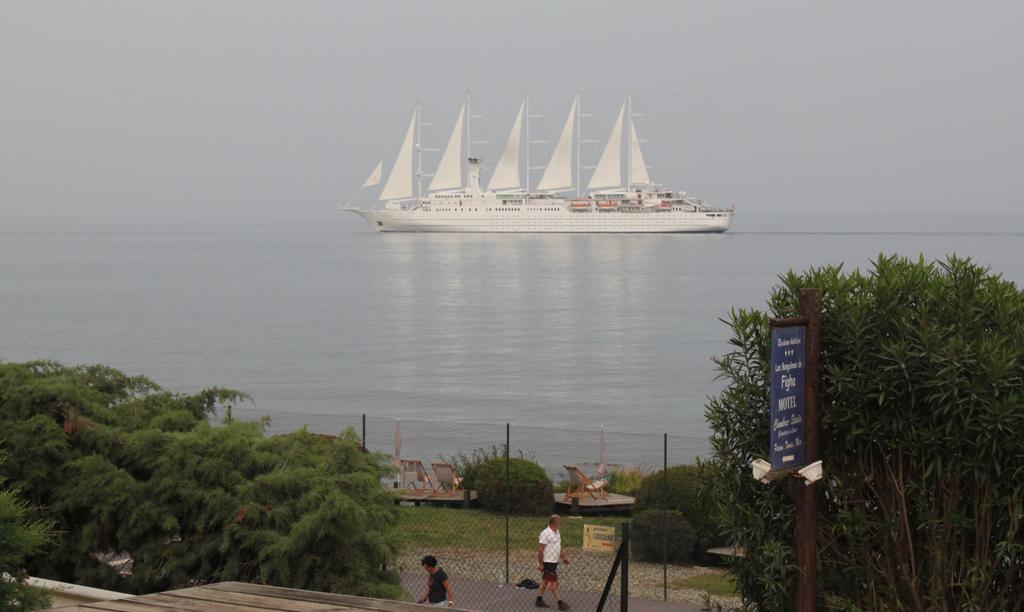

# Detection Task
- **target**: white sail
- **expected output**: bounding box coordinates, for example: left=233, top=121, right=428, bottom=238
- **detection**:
left=628, top=118, right=651, bottom=186
left=362, top=160, right=383, bottom=187
left=487, top=100, right=524, bottom=191
left=537, top=95, right=577, bottom=192
left=429, top=102, right=465, bottom=191
left=379, top=108, right=417, bottom=201
left=587, top=101, right=625, bottom=190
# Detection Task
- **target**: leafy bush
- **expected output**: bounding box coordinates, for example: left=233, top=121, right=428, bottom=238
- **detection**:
left=706, top=255, right=1024, bottom=611
left=447, top=445, right=506, bottom=491
left=605, top=468, right=644, bottom=497
left=473, top=457, right=553, bottom=515
left=0, top=361, right=402, bottom=598
left=634, top=464, right=720, bottom=562
left=0, top=482, right=54, bottom=611
left=631, top=509, right=696, bottom=564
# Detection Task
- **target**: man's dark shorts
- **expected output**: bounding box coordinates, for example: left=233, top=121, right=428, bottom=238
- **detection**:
left=542, top=562, right=558, bottom=583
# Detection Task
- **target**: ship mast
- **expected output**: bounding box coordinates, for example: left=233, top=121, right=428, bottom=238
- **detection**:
left=525, top=91, right=547, bottom=196
left=625, top=91, right=632, bottom=192
left=466, top=90, right=486, bottom=178
left=575, top=89, right=595, bottom=197
left=576, top=88, right=581, bottom=197
left=415, top=98, right=422, bottom=199
left=525, top=92, right=530, bottom=194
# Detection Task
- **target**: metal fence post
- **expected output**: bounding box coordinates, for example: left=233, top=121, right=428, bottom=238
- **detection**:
left=596, top=537, right=624, bottom=612
left=361, top=414, right=366, bottom=452
left=663, top=432, right=668, bottom=601
left=505, top=422, right=510, bottom=585
left=621, top=521, right=630, bottom=612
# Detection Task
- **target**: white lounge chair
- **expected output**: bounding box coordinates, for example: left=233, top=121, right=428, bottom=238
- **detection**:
left=400, top=459, right=434, bottom=493
left=430, top=462, right=463, bottom=496
left=563, top=464, right=608, bottom=500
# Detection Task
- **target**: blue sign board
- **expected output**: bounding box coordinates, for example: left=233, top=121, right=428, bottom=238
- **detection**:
left=770, top=326, right=807, bottom=471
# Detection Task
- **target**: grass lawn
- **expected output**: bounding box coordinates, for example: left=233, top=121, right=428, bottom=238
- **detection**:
left=672, top=571, right=737, bottom=597
left=395, top=505, right=625, bottom=551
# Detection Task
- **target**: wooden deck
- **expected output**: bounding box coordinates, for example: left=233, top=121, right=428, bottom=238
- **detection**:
left=48, top=580, right=469, bottom=611
left=706, top=545, right=746, bottom=558
left=553, top=492, right=636, bottom=513
left=396, top=489, right=477, bottom=506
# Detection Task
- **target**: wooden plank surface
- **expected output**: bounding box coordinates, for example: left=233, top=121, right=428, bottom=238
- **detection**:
left=207, top=582, right=461, bottom=611
left=53, top=606, right=159, bottom=612
left=132, top=593, right=256, bottom=611
left=554, top=492, right=635, bottom=506
left=397, top=491, right=477, bottom=503
left=49, top=580, right=469, bottom=611
left=87, top=600, right=192, bottom=610
left=158, top=586, right=344, bottom=611
left=62, top=599, right=196, bottom=611
left=706, top=545, right=746, bottom=558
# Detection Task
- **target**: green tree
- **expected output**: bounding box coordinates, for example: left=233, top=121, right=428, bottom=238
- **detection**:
left=0, top=477, right=54, bottom=610
left=0, top=361, right=401, bottom=598
left=706, top=255, right=1024, bottom=611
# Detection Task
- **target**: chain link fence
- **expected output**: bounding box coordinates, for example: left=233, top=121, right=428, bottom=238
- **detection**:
left=256, top=410, right=725, bottom=611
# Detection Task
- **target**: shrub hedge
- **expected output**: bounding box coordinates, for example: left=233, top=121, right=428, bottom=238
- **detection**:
left=634, top=464, right=720, bottom=562
left=472, top=457, right=553, bottom=515
left=631, top=509, right=696, bottom=564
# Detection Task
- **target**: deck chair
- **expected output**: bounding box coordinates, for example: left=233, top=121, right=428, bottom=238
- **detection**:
left=399, top=459, right=434, bottom=493
left=563, top=465, right=608, bottom=500
left=430, top=462, right=463, bottom=496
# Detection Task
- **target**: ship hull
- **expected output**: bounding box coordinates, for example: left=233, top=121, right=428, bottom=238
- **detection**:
left=350, top=209, right=733, bottom=233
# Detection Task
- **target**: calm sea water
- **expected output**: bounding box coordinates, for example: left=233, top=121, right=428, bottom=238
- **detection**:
left=2, top=213, right=1022, bottom=437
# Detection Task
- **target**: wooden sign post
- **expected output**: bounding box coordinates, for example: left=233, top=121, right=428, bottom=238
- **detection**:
left=770, top=288, right=821, bottom=611
left=796, top=289, right=821, bottom=611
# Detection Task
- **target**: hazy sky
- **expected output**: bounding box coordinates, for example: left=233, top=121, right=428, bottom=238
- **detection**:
left=2, top=1, right=1022, bottom=226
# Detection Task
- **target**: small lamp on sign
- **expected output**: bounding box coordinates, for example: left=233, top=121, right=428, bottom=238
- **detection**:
left=797, top=460, right=823, bottom=485
left=750, top=458, right=772, bottom=484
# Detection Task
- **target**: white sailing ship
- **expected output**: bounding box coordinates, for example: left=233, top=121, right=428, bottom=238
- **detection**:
left=343, top=93, right=734, bottom=233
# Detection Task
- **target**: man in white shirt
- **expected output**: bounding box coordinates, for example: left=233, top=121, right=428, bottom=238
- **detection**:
left=536, top=514, right=571, bottom=610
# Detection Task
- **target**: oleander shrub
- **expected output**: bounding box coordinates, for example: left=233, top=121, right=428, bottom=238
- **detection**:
left=706, top=255, right=1024, bottom=610
left=473, top=457, right=554, bottom=515
left=631, top=509, right=696, bottom=564
left=634, top=464, right=721, bottom=562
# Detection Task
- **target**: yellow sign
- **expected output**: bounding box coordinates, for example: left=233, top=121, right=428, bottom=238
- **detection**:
left=582, top=524, right=617, bottom=552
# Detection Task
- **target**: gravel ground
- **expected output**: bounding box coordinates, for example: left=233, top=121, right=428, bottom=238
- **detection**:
left=396, top=547, right=740, bottom=610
